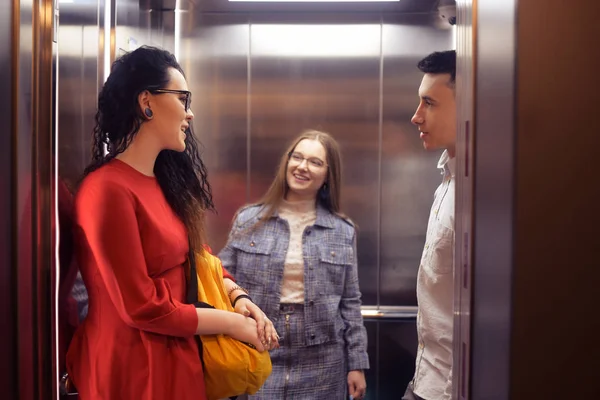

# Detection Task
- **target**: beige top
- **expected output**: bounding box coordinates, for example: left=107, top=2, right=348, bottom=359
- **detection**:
left=278, top=198, right=317, bottom=304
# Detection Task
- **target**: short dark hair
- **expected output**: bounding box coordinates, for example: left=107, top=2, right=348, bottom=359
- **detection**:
left=417, top=50, right=456, bottom=85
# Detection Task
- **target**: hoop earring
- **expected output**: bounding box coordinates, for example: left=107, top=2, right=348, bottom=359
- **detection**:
left=144, top=108, right=153, bottom=118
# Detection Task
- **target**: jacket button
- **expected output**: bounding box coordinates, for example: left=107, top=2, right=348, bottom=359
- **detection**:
left=309, top=300, right=314, bottom=306
left=310, top=334, right=316, bottom=339
left=330, top=251, right=336, bottom=257
left=250, top=241, right=255, bottom=247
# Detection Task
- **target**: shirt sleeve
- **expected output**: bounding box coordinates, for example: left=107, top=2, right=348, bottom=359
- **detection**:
left=204, top=244, right=234, bottom=281
left=75, top=179, right=198, bottom=337
left=341, top=228, right=370, bottom=371
left=216, top=214, right=242, bottom=278
left=222, top=267, right=234, bottom=281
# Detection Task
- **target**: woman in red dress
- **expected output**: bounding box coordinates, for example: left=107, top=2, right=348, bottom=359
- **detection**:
left=66, top=46, right=278, bottom=400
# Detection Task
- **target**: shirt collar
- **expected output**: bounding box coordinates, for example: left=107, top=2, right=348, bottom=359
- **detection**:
left=437, top=150, right=456, bottom=179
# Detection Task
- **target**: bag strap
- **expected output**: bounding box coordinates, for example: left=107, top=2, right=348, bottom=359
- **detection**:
left=186, top=240, right=214, bottom=309
left=187, top=241, right=212, bottom=373
left=187, top=242, right=238, bottom=400
left=186, top=241, right=200, bottom=304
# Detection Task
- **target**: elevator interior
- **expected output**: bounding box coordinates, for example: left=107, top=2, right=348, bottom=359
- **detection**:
left=55, top=0, right=454, bottom=398
left=4, top=0, right=600, bottom=399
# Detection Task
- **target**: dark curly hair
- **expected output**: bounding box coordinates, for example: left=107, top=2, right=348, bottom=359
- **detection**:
left=417, top=50, right=456, bottom=86
left=83, top=46, right=214, bottom=251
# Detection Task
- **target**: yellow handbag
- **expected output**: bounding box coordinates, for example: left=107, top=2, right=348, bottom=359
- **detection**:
left=193, top=250, right=272, bottom=400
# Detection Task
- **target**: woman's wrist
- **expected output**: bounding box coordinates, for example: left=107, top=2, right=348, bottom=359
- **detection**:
left=195, top=307, right=242, bottom=336
left=228, top=288, right=244, bottom=302
left=227, top=284, right=248, bottom=297
left=232, top=294, right=253, bottom=308
left=227, top=284, right=249, bottom=303
left=223, top=278, right=252, bottom=307
left=223, top=278, right=236, bottom=295
left=224, top=310, right=245, bottom=336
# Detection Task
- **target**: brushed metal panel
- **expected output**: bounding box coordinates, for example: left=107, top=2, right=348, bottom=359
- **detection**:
left=12, top=0, right=57, bottom=397
left=56, top=11, right=100, bottom=393
left=113, top=0, right=176, bottom=58
left=58, top=0, right=163, bottom=189
left=376, top=320, right=418, bottom=399
left=116, top=0, right=144, bottom=55
left=453, top=1, right=474, bottom=399
left=15, top=3, right=36, bottom=397
left=179, top=14, right=250, bottom=253
left=471, top=0, right=516, bottom=399
left=115, top=0, right=152, bottom=55
left=249, top=19, right=382, bottom=305
left=58, top=3, right=99, bottom=189
left=380, top=15, right=453, bottom=306
left=0, top=0, right=16, bottom=396
left=363, top=320, right=418, bottom=400
left=182, top=12, right=452, bottom=308
left=364, top=321, right=378, bottom=400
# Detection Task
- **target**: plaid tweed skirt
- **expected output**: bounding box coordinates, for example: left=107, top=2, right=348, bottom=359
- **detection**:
left=248, top=303, right=348, bottom=400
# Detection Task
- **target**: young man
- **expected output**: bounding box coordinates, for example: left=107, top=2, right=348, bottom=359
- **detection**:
left=403, top=50, right=457, bottom=400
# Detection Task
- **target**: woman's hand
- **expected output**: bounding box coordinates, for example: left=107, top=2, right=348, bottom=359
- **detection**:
left=226, top=313, right=266, bottom=352
left=347, top=370, right=366, bottom=399
left=234, top=298, right=279, bottom=350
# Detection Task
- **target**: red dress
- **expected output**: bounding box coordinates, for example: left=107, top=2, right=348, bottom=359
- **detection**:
left=67, top=159, right=228, bottom=400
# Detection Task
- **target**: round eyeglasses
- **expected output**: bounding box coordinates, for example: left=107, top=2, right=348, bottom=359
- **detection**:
left=288, top=152, right=327, bottom=170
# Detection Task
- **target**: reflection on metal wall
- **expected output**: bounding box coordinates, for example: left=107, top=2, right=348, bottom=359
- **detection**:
left=180, top=13, right=451, bottom=399
left=181, top=14, right=452, bottom=309
left=380, top=16, right=452, bottom=306
left=56, top=0, right=175, bottom=188
left=58, top=3, right=99, bottom=189
left=364, top=319, right=418, bottom=399
left=57, top=6, right=102, bottom=397
left=180, top=14, right=250, bottom=252
left=57, top=0, right=176, bottom=191
left=250, top=20, right=382, bottom=305
left=51, top=2, right=452, bottom=398
left=55, top=0, right=176, bottom=397
left=0, top=0, right=16, bottom=397
left=57, top=0, right=150, bottom=189
left=0, top=0, right=57, bottom=397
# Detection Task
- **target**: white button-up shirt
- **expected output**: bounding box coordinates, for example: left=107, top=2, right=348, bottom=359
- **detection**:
left=413, top=150, right=455, bottom=400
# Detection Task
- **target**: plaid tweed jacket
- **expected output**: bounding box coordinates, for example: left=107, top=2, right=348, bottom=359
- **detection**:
left=218, top=203, right=370, bottom=371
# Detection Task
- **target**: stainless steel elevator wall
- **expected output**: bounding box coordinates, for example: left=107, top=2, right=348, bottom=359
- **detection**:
left=180, top=13, right=452, bottom=308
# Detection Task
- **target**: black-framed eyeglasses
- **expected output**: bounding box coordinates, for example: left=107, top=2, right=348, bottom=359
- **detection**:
left=148, top=89, right=192, bottom=112
left=288, top=151, right=327, bottom=170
